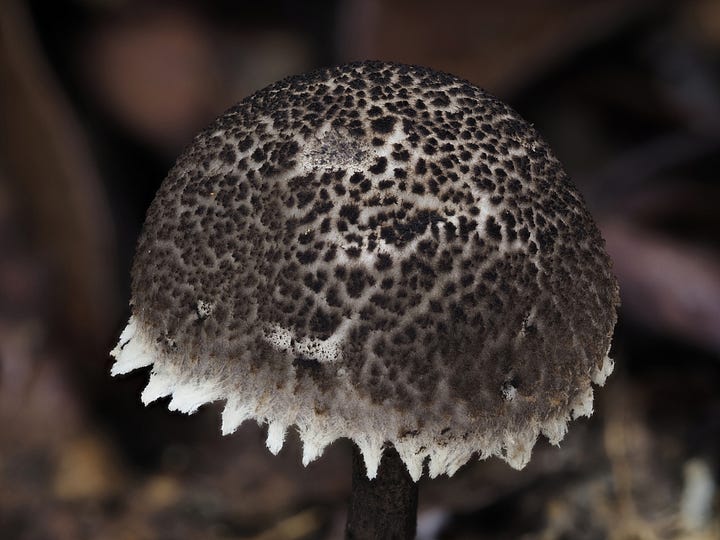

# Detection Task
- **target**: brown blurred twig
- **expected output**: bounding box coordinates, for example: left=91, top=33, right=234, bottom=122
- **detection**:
left=0, top=0, right=118, bottom=348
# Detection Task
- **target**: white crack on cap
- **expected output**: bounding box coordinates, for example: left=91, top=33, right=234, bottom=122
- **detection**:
left=111, top=61, right=620, bottom=480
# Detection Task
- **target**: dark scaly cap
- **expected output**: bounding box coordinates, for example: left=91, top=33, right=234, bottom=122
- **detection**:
left=111, top=61, right=619, bottom=480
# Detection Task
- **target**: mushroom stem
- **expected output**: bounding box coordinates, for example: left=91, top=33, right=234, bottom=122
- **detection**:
left=346, top=444, right=418, bottom=539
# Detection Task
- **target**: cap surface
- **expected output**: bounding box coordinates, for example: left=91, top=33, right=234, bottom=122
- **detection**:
left=112, top=61, right=619, bottom=480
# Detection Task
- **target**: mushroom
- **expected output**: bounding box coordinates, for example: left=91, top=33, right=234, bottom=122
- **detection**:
left=111, top=61, right=619, bottom=538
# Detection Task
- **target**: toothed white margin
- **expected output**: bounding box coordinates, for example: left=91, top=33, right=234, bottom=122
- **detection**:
left=111, top=316, right=615, bottom=481
left=591, top=354, right=614, bottom=386
left=266, top=421, right=287, bottom=455
left=110, top=317, right=154, bottom=375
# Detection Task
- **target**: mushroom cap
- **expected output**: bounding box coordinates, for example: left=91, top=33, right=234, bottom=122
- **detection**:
left=112, top=61, right=619, bottom=480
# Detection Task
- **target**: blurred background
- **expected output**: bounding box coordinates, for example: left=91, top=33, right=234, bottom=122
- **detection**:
left=1, top=0, right=719, bottom=538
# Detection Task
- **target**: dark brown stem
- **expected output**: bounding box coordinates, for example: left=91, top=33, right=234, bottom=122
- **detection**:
left=346, top=445, right=418, bottom=539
